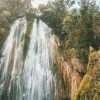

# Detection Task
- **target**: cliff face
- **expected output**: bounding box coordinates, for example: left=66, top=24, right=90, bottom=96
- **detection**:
left=53, top=38, right=85, bottom=100
left=74, top=51, right=100, bottom=100
left=55, top=37, right=100, bottom=100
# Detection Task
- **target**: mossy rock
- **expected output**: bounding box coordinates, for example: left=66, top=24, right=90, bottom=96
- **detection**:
left=74, top=51, right=100, bottom=100
left=23, top=18, right=34, bottom=58
left=0, top=27, right=7, bottom=49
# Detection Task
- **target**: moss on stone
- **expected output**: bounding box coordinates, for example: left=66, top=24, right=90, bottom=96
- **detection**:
left=74, top=51, right=100, bottom=100
left=23, top=18, right=34, bottom=58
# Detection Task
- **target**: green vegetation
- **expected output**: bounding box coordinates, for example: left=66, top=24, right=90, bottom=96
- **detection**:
left=37, top=1, right=100, bottom=99
left=0, top=0, right=100, bottom=100
left=38, top=0, right=100, bottom=64
left=0, top=10, right=11, bottom=50
left=23, top=18, right=34, bottom=58
left=74, top=51, right=100, bottom=100
left=0, top=0, right=35, bottom=56
left=1, top=0, right=100, bottom=63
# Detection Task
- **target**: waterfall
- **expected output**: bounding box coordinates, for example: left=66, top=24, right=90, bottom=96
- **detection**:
left=0, top=18, right=56, bottom=100
left=23, top=19, right=56, bottom=100
left=0, top=18, right=27, bottom=100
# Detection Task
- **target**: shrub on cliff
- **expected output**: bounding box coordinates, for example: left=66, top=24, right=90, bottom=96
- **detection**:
left=74, top=50, right=100, bottom=100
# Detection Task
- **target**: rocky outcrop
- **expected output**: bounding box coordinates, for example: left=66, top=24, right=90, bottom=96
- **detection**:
left=53, top=37, right=85, bottom=100
left=74, top=51, right=100, bottom=100
left=70, top=58, right=83, bottom=100
left=55, top=40, right=100, bottom=100
left=55, top=39, right=100, bottom=100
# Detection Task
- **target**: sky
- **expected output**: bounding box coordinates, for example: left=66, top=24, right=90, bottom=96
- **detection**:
left=31, top=0, right=50, bottom=8
left=31, top=0, right=100, bottom=8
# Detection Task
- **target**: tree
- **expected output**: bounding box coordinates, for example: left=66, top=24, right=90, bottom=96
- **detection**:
left=79, top=0, right=96, bottom=48
left=0, top=0, right=32, bottom=17
left=38, top=0, right=74, bottom=36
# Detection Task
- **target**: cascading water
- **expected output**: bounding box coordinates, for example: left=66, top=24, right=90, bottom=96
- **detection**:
left=0, top=18, right=56, bottom=100
left=23, top=19, right=56, bottom=100
left=0, top=18, right=27, bottom=100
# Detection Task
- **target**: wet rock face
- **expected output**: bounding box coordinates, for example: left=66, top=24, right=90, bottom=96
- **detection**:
left=53, top=39, right=84, bottom=100
left=52, top=38, right=71, bottom=100
left=71, top=71, right=81, bottom=99
left=70, top=58, right=85, bottom=100
left=54, top=53, right=71, bottom=100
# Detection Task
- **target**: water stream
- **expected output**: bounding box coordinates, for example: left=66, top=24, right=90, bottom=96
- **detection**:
left=0, top=18, right=56, bottom=100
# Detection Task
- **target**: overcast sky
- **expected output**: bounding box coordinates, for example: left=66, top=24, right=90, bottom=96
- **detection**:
left=31, top=0, right=50, bottom=8
left=31, top=0, right=100, bottom=8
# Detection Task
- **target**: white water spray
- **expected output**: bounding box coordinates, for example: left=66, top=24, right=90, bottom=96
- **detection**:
left=0, top=18, right=56, bottom=100
left=0, top=18, right=27, bottom=100
left=22, top=19, right=56, bottom=100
